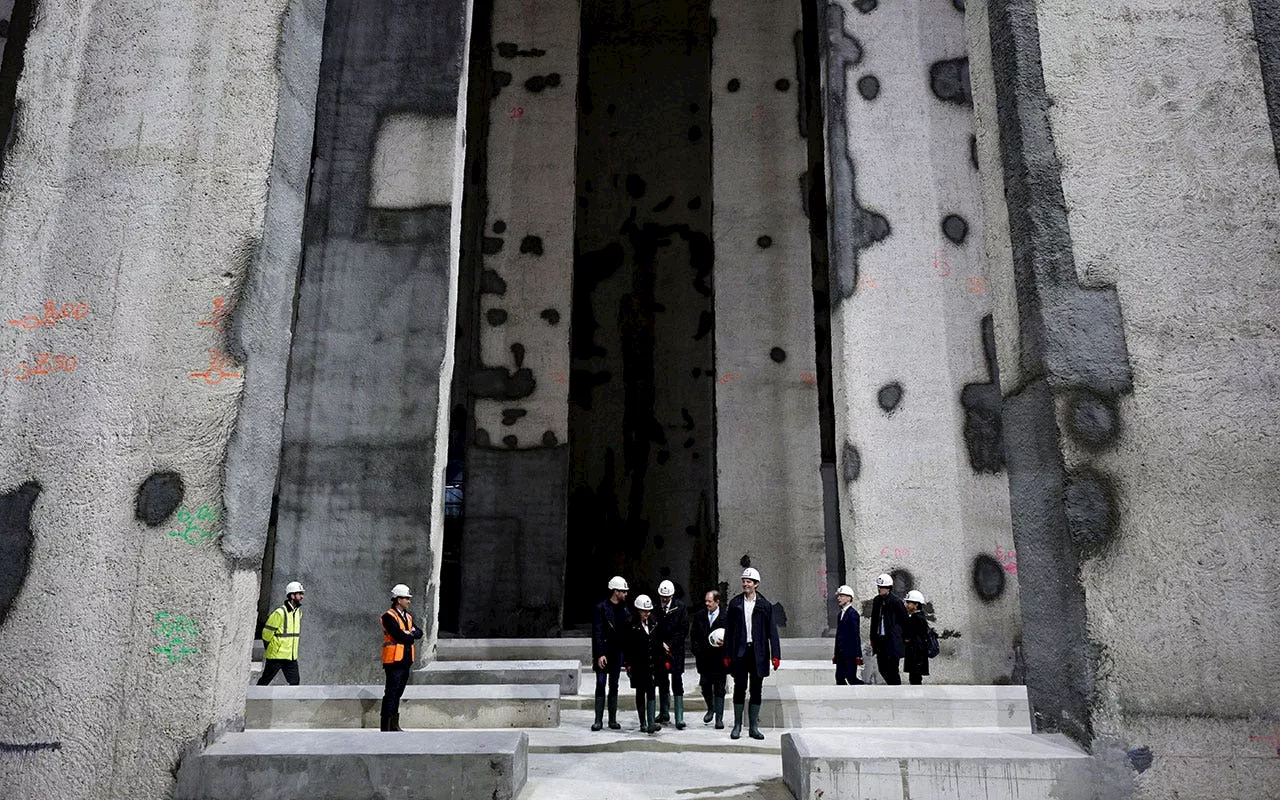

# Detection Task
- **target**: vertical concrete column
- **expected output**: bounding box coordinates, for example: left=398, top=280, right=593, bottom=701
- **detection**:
left=455, top=0, right=580, bottom=636
left=0, top=0, right=323, bottom=797
left=819, top=0, right=1019, bottom=681
left=974, top=0, right=1280, bottom=794
left=272, top=0, right=471, bottom=681
left=711, top=0, right=827, bottom=634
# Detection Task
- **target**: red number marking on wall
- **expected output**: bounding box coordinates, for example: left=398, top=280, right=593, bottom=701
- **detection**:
left=510, top=107, right=525, bottom=120
left=879, top=546, right=912, bottom=559
left=5, top=353, right=78, bottom=380
left=189, top=350, right=242, bottom=385
left=751, top=104, right=766, bottom=121
left=996, top=545, right=1017, bottom=575
left=1248, top=731, right=1280, bottom=757
left=966, top=275, right=988, bottom=295
left=197, top=297, right=231, bottom=332
left=718, top=373, right=740, bottom=384
left=800, top=371, right=817, bottom=386
left=551, top=371, right=568, bottom=384
left=933, top=252, right=952, bottom=278
left=7, top=301, right=89, bottom=330
left=856, top=276, right=879, bottom=291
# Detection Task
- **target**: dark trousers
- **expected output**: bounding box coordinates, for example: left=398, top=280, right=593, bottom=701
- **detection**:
left=381, top=664, right=411, bottom=724
left=835, top=658, right=862, bottom=685
left=594, top=663, right=621, bottom=698
left=909, top=672, right=923, bottom=685
left=258, top=658, right=299, bottom=686
left=660, top=666, right=684, bottom=695
left=876, top=652, right=902, bottom=685
left=731, top=657, right=763, bottom=704
left=699, top=672, right=726, bottom=698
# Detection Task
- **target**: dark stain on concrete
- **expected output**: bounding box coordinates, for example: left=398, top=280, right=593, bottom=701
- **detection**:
left=687, top=196, right=702, bottom=210
left=842, top=441, right=861, bottom=483
left=1065, top=467, right=1117, bottom=549
left=495, top=42, right=547, bottom=58
left=479, top=269, right=507, bottom=295
left=930, top=57, right=972, bottom=106
left=969, top=134, right=979, bottom=170
left=510, top=343, right=525, bottom=368
left=472, top=366, right=536, bottom=400
left=972, top=554, right=1006, bottom=601
left=757, top=235, right=773, bottom=249
left=890, top=569, right=915, bottom=594
left=0, top=481, right=40, bottom=628
left=942, top=214, right=969, bottom=245
left=626, top=174, right=647, bottom=199
left=688, top=125, right=703, bottom=142
left=855, top=0, right=878, bottom=11
left=877, top=381, right=903, bottom=413
left=960, top=315, right=1005, bottom=473
left=540, top=308, right=561, bottom=325
left=652, top=195, right=674, bottom=213
left=520, top=235, right=544, bottom=256
left=694, top=309, right=712, bottom=341
left=475, top=427, right=491, bottom=447
left=952, top=0, right=966, bottom=10
left=568, top=368, right=612, bottom=411
left=1127, top=746, right=1153, bottom=774
left=502, top=435, right=519, bottom=448
left=542, top=431, right=559, bottom=447
left=0, top=741, right=61, bottom=753
left=491, top=70, right=512, bottom=98
left=482, top=236, right=504, bottom=255
left=502, top=409, right=528, bottom=426
left=486, top=308, right=508, bottom=326
left=775, top=78, right=791, bottom=91
left=1067, top=391, right=1120, bottom=448
left=136, top=472, right=185, bottom=526
left=727, top=78, right=741, bottom=92
left=770, top=347, right=787, bottom=363
left=524, top=73, right=562, bottom=93
left=493, top=220, right=507, bottom=234
left=857, top=75, right=880, bottom=100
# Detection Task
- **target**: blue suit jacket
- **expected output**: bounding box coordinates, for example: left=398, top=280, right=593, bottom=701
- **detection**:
left=724, top=593, right=781, bottom=676
left=834, top=604, right=862, bottom=660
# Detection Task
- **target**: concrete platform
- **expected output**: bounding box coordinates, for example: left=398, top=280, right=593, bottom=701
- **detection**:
left=782, top=729, right=1093, bottom=800
left=437, top=637, right=834, bottom=663
left=417, top=659, right=580, bottom=694
left=245, top=684, right=559, bottom=729
left=175, top=729, right=527, bottom=800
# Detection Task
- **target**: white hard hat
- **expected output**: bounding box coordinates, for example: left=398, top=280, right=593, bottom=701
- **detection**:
left=709, top=628, right=725, bottom=647
left=905, top=589, right=925, bottom=604
left=608, top=575, right=629, bottom=591
left=634, top=594, right=653, bottom=611
left=875, top=573, right=894, bottom=587
left=741, top=567, right=761, bottom=583
left=658, top=580, right=675, bottom=597
left=285, top=581, right=305, bottom=594
left=835, top=584, right=854, bottom=598
left=391, top=583, right=412, bottom=598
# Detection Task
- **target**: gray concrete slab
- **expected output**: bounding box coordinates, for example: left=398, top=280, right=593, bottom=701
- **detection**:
left=245, top=684, right=559, bottom=729
left=175, top=729, right=527, bottom=800
left=782, top=729, right=1092, bottom=800
left=416, top=659, right=580, bottom=694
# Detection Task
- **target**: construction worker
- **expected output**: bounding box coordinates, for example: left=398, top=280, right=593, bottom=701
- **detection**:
left=869, top=573, right=908, bottom=685
left=903, top=589, right=931, bottom=685
left=654, top=579, right=688, bottom=729
left=380, top=583, right=423, bottom=732
left=723, top=567, right=781, bottom=740
left=689, top=588, right=727, bottom=728
left=624, top=594, right=667, bottom=734
left=258, top=581, right=304, bottom=685
left=590, top=575, right=630, bottom=731
left=832, top=584, right=863, bottom=685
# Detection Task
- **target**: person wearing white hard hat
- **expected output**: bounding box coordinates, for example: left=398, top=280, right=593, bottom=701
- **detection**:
left=869, top=573, right=908, bottom=685
left=258, top=580, right=305, bottom=686
left=624, top=594, right=668, bottom=734
left=653, top=579, right=689, bottom=729
left=723, top=566, right=781, bottom=740
left=902, top=589, right=932, bottom=685
left=379, top=583, right=423, bottom=731
left=832, top=585, right=864, bottom=686
left=590, top=575, right=631, bottom=731
left=689, top=588, right=727, bottom=728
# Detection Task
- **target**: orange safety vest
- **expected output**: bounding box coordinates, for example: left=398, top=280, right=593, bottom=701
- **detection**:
left=381, top=608, right=416, bottom=665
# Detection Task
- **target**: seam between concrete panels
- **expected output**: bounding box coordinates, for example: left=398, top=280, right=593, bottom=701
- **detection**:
left=1248, top=0, right=1280, bottom=173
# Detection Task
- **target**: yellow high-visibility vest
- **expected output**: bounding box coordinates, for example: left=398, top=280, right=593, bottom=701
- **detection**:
left=261, top=603, right=301, bottom=661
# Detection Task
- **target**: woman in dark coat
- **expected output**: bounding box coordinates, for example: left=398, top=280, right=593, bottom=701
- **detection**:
left=624, top=594, right=668, bottom=734
left=902, top=589, right=931, bottom=685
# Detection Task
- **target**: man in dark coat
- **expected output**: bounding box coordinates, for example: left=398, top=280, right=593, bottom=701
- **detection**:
left=654, top=579, right=689, bottom=728
left=689, top=588, right=727, bottom=728
left=723, top=567, right=781, bottom=740
left=869, top=573, right=907, bottom=685
left=832, top=584, right=863, bottom=685
left=590, top=575, right=631, bottom=731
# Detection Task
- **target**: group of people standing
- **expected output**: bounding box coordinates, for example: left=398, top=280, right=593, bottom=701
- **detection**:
left=834, top=573, right=937, bottom=686
left=592, top=567, right=781, bottom=740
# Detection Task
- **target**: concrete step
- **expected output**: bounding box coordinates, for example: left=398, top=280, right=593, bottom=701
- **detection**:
left=245, top=684, right=559, bottom=729
left=416, top=659, right=580, bottom=694
left=175, top=729, right=527, bottom=800
left=437, top=636, right=835, bottom=664
left=577, top=660, right=840, bottom=694
left=782, top=728, right=1092, bottom=800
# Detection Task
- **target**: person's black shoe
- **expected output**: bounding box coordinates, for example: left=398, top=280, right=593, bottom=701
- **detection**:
left=590, top=721, right=603, bottom=731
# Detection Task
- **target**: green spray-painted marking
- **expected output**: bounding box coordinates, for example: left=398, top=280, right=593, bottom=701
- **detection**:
left=167, top=505, right=218, bottom=545
left=153, top=611, right=200, bottom=663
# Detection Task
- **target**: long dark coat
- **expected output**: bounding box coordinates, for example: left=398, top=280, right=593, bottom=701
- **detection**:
left=723, top=593, right=781, bottom=677
left=592, top=599, right=631, bottom=671
left=689, top=604, right=728, bottom=677
left=903, top=610, right=931, bottom=676
left=624, top=618, right=668, bottom=692
left=869, top=591, right=907, bottom=660
left=834, top=603, right=862, bottom=661
left=654, top=598, right=689, bottom=673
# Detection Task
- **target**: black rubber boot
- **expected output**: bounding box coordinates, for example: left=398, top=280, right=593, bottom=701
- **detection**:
left=591, top=692, right=605, bottom=731
left=730, top=702, right=744, bottom=739
left=701, top=687, right=714, bottom=723
left=748, top=703, right=764, bottom=739
left=714, top=696, right=725, bottom=729
left=607, top=693, right=620, bottom=729
left=674, top=696, right=686, bottom=729
left=647, top=697, right=661, bottom=734
left=657, top=683, right=670, bottom=723
left=380, top=715, right=390, bottom=732
left=391, top=713, right=404, bottom=732
left=636, top=693, right=647, bottom=732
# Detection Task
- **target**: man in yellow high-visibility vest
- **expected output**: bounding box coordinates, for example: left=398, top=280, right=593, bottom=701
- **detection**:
left=258, top=581, right=304, bottom=685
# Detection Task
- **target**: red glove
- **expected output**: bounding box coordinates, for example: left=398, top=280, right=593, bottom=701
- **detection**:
left=855, top=657, right=863, bottom=666
left=723, top=657, right=731, bottom=668
left=664, top=662, right=671, bottom=671
left=832, top=656, right=837, bottom=664
left=772, top=658, right=781, bottom=670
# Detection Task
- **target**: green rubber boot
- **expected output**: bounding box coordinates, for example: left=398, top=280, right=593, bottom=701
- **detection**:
left=657, top=684, right=670, bottom=723
left=730, top=702, right=744, bottom=739
left=647, top=697, right=662, bottom=734
left=607, top=693, right=620, bottom=729
left=714, top=696, right=725, bottom=729
left=702, top=687, right=714, bottom=723
left=591, top=692, right=605, bottom=731
left=674, top=696, right=686, bottom=729
left=748, top=702, right=764, bottom=739
left=636, top=695, right=647, bottom=732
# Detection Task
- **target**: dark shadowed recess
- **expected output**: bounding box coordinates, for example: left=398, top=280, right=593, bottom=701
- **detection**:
left=0, top=0, right=36, bottom=180
left=0, top=481, right=41, bottom=628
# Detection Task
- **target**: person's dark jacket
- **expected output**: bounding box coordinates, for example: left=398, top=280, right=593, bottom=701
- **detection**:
left=903, top=610, right=931, bottom=676
left=592, top=599, right=630, bottom=671
left=655, top=598, right=689, bottom=673
left=834, top=603, right=862, bottom=661
left=689, top=603, right=727, bottom=677
left=723, top=593, right=781, bottom=676
left=381, top=609, right=423, bottom=667
left=624, top=617, right=668, bottom=692
left=869, top=591, right=907, bottom=659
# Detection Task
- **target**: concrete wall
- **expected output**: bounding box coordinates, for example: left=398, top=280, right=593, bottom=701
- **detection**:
left=0, top=0, right=324, bottom=796
left=973, top=0, right=1280, bottom=796
left=271, top=0, right=470, bottom=681
left=819, top=0, right=1021, bottom=681
left=711, top=0, right=827, bottom=634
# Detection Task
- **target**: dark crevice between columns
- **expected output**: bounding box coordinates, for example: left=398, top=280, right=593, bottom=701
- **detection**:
left=0, top=0, right=37, bottom=180
left=1248, top=0, right=1280, bottom=171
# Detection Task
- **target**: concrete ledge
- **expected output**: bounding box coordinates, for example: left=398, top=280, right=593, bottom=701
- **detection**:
left=782, top=729, right=1092, bottom=800
left=176, top=730, right=527, bottom=800
left=417, top=659, right=580, bottom=694
left=245, top=684, right=559, bottom=729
